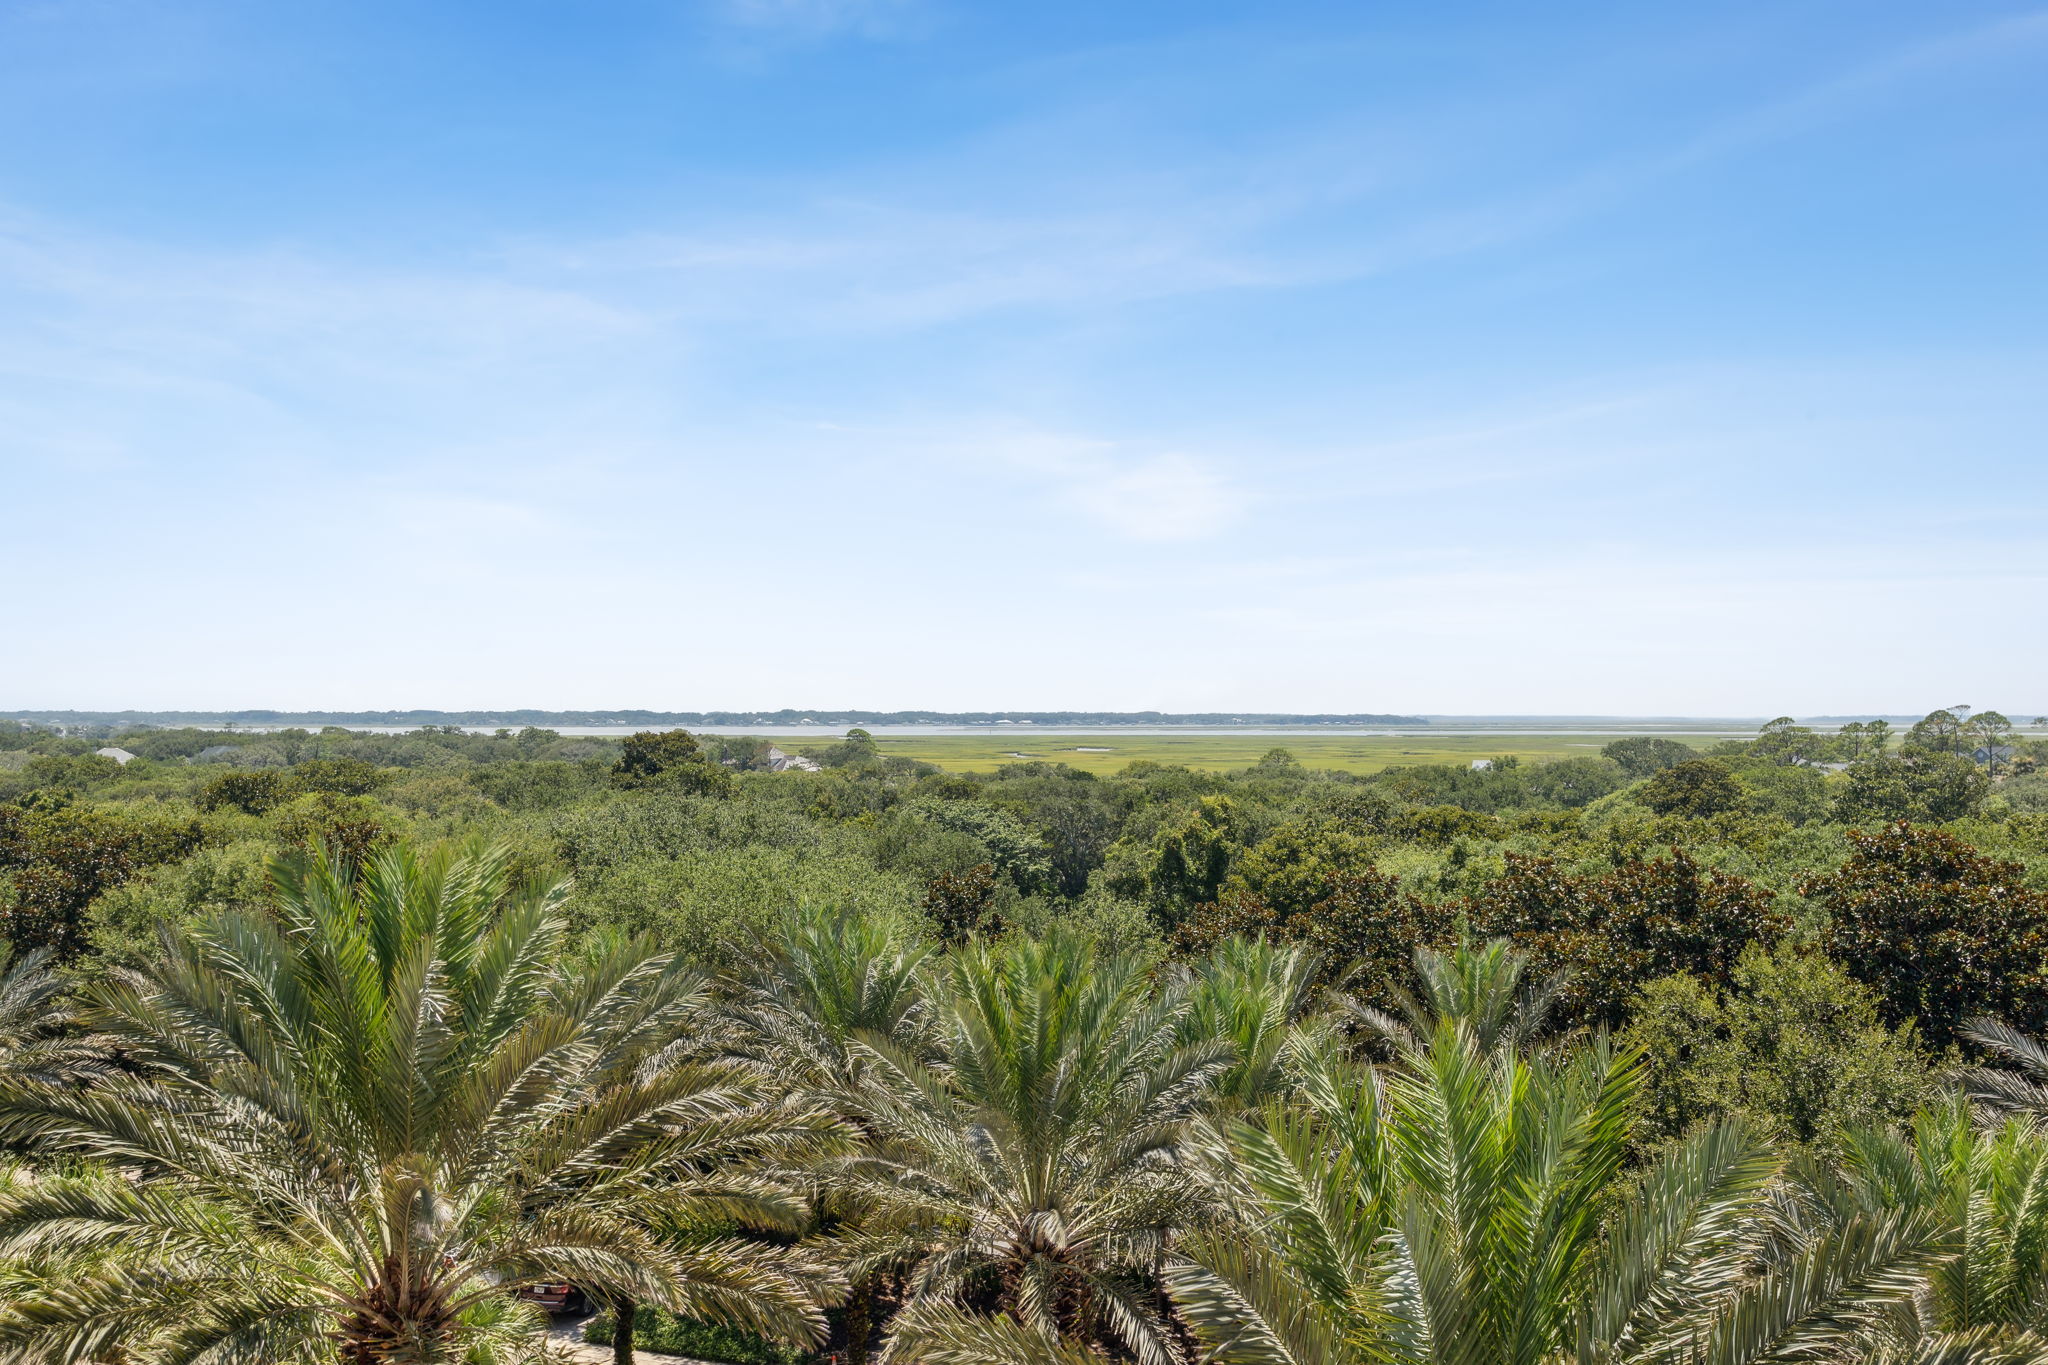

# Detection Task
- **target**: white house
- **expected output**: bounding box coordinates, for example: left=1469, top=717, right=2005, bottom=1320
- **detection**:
left=95, top=747, right=138, bottom=765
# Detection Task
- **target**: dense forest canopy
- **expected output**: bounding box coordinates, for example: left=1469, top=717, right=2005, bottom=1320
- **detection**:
left=4, top=706, right=2048, bottom=1363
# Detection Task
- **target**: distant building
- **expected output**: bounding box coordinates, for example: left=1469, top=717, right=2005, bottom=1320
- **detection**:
left=765, top=746, right=823, bottom=773
left=1470, top=758, right=1493, bottom=770
left=1974, top=745, right=2018, bottom=766
left=95, top=747, right=137, bottom=765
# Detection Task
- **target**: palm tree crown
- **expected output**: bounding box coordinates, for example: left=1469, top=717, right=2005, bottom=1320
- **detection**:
left=837, top=929, right=1232, bottom=1365
left=0, top=941, right=110, bottom=1087
left=1171, top=941, right=1951, bottom=1365
left=0, top=841, right=843, bottom=1364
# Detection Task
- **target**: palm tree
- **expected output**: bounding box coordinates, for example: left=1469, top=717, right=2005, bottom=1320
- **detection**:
left=0, top=841, right=844, bottom=1364
left=1956, top=1018, right=2048, bottom=1120
left=1176, top=936, right=1331, bottom=1112
left=833, top=929, right=1232, bottom=1365
left=0, top=941, right=110, bottom=1086
left=726, top=910, right=942, bottom=1365
left=1169, top=941, right=1953, bottom=1365
left=1337, top=936, right=1563, bottom=1059
left=1820, top=1097, right=2048, bottom=1360
left=731, top=908, right=938, bottom=1095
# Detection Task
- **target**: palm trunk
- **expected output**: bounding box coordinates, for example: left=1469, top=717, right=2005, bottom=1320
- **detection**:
left=610, top=1292, right=637, bottom=1365
left=338, top=1265, right=454, bottom=1363
left=843, top=1277, right=874, bottom=1365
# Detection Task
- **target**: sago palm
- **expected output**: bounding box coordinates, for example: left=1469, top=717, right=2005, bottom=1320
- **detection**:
left=1170, top=941, right=1952, bottom=1365
left=0, top=841, right=844, bottom=1365
left=835, top=929, right=1231, bottom=1365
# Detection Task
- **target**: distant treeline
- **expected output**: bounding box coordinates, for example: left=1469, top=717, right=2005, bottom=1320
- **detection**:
left=3, top=708, right=1428, bottom=728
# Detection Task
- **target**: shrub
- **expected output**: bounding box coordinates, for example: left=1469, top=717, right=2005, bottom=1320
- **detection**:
left=1603, top=736, right=1699, bottom=779
left=11, top=754, right=124, bottom=796
left=85, top=839, right=274, bottom=966
left=1624, top=943, right=1935, bottom=1151
left=1298, top=868, right=1456, bottom=1001
left=1834, top=754, right=1989, bottom=824
left=923, top=863, right=1001, bottom=941
left=0, top=803, right=205, bottom=957
left=1224, top=816, right=1378, bottom=918
left=909, top=799, right=1054, bottom=894
left=612, top=729, right=735, bottom=796
left=1393, top=805, right=1502, bottom=845
left=197, top=769, right=297, bottom=816
left=1804, top=822, right=2048, bottom=1043
left=291, top=756, right=385, bottom=797
left=570, top=841, right=920, bottom=971
left=1172, top=889, right=1285, bottom=957
left=465, top=759, right=609, bottom=810
left=269, top=793, right=392, bottom=870
left=1467, top=849, right=1789, bottom=1028
left=1638, top=759, right=1745, bottom=817
left=1520, top=756, right=1627, bottom=808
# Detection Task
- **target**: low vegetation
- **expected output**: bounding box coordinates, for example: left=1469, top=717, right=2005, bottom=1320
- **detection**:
left=1, top=707, right=2047, bottom=1363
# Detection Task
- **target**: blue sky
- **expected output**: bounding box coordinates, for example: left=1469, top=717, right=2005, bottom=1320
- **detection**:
left=4, top=0, right=2044, bottom=715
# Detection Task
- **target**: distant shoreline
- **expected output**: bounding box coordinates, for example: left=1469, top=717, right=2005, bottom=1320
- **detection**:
left=9, top=710, right=2029, bottom=737
left=5, top=709, right=1435, bottom=729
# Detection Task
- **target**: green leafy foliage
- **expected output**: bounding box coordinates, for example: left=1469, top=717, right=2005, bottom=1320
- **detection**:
left=196, top=767, right=297, bottom=814
left=586, top=1307, right=821, bottom=1364
left=1604, top=735, right=1703, bottom=778
left=909, top=798, right=1054, bottom=894
left=269, top=790, right=393, bottom=869
left=1806, top=822, right=2048, bottom=1042
left=1640, top=758, right=1747, bottom=817
left=1466, top=848, right=1789, bottom=1027
left=1147, top=793, right=1240, bottom=912
left=571, top=838, right=921, bottom=971
left=612, top=728, right=737, bottom=795
left=289, top=755, right=385, bottom=796
left=1295, top=868, right=1456, bottom=1000
left=1374, top=752, right=1626, bottom=813
left=922, top=862, right=1001, bottom=941
left=1625, top=943, right=1935, bottom=1150
left=1223, top=815, right=1378, bottom=919
left=1835, top=754, right=1989, bottom=823
left=0, top=802, right=202, bottom=956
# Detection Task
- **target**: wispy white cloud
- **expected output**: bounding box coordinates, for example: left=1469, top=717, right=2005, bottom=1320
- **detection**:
left=1063, top=452, right=1234, bottom=542
left=507, top=196, right=1287, bottom=334
left=0, top=210, right=666, bottom=483
left=795, top=419, right=1244, bottom=543
left=1671, top=9, right=2048, bottom=167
